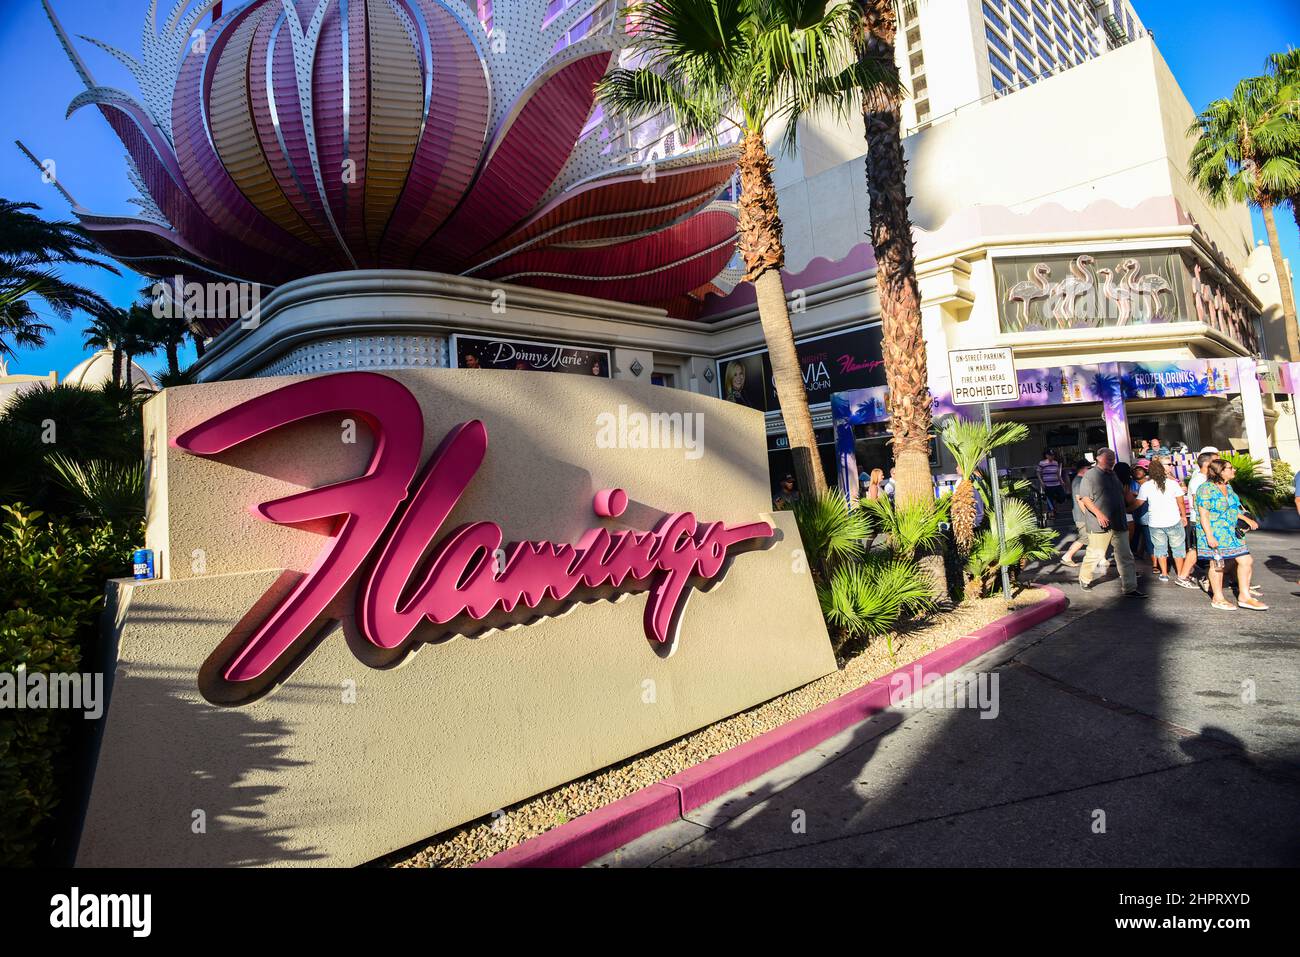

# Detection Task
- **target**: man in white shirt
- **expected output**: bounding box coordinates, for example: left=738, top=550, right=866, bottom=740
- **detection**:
left=1178, top=450, right=1217, bottom=584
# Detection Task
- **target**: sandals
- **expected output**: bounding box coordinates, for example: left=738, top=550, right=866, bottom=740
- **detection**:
left=1238, top=599, right=1269, bottom=611
left=1211, top=599, right=1236, bottom=611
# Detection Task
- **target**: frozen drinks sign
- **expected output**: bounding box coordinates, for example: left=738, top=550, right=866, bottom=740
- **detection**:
left=948, top=348, right=1018, bottom=405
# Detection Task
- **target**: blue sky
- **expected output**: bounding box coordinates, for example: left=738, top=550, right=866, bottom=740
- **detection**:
left=0, top=0, right=1298, bottom=379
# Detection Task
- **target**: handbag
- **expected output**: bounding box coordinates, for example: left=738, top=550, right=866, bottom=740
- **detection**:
left=1235, top=518, right=1251, bottom=537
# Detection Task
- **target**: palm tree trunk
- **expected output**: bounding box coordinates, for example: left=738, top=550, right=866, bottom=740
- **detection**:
left=859, top=1, right=946, bottom=598
left=1262, top=200, right=1299, bottom=361
left=193, top=333, right=206, bottom=359
left=112, top=347, right=123, bottom=388
left=737, top=130, right=827, bottom=497
left=167, top=341, right=179, bottom=376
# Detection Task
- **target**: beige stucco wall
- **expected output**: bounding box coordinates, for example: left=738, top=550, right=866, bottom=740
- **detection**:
left=778, top=37, right=1256, bottom=279
left=80, top=369, right=835, bottom=867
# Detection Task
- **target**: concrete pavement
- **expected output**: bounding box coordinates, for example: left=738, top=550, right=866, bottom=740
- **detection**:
left=592, top=530, right=1300, bottom=867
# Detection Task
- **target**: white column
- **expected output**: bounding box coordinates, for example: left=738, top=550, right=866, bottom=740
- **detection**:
left=1237, top=358, right=1272, bottom=475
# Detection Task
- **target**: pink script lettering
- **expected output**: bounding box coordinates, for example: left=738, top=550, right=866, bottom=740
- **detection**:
left=838, top=355, right=884, bottom=376
left=173, top=373, right=774, bottom=685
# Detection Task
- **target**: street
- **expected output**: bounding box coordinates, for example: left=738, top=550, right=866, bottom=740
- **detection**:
left=593, top=531, right=1300, bottom=867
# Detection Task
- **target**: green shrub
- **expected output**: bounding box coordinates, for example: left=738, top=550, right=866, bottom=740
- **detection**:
left=0, top=609, right=80, bottom=867
left=0, top=382, right=146, bottom=516
left=0, top=504, right=136, bottom=866
left=1271, top=458, right=1296, bottom=510
left=793, top=491, right=944, bottom=655
left=817, top=555, right=936, bottom=656
left=1220, top=452, right=1274, bottom=517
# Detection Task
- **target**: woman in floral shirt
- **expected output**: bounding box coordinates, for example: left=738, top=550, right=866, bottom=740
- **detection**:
left=1194, top=459, right=1263, bottom=611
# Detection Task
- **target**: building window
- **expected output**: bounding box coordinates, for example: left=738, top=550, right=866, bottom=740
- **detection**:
left=1013, top=34, right=1036, bottom=64
left=982, top=2, right=1009, bottom=34
left=1016, top=55, right=1035, bottom=78
left=986, top=27, right=1012, bottom=60
left=991, top=70, right=1011, bottom=95
left=989, top=51, right=1014, bottom=86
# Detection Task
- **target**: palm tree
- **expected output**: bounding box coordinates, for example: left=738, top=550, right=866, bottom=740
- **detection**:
left=1188, top=72, right=1300, bottom=360
left=120, top=302, right=160, bottom=386
left=852, top=1, right=933, bottom=513
left=0, top=199, right=114, bottom=358
left=1264, top=48, right=1300, bottom=235
left=965, top=498, right=1057, bottom=598
left=0, top=298, right=53, bottom=361
left=939, top=416, right=1029, bottom=558
left=137, top=281, right=191, bottom=377
left=596, top=0, right=890, bottom=497
left=82, top=306, right=132, bottom=387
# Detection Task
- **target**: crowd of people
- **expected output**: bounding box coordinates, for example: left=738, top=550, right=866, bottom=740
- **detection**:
left=777, top=439, right=1300, bottom=614
left=1057, top=444, right=1277, bottom=610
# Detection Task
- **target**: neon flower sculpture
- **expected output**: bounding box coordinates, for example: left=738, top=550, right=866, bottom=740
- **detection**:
left=37, top=0, right=741, bottom=334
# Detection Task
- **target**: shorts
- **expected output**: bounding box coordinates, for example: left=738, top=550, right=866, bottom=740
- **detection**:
left=1075, top=521, right=1088, bottom=538
left=1045, top=485, right=1068, bottom=505
left=1148, top=524, right=1185, bottom=559
left=1184, top=524, right=1198, bottom=553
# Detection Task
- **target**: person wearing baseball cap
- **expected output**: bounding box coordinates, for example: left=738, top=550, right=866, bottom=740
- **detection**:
left=1076, top=448, right=1144, bottom=598
left=774, top=474, right=800, bottom=509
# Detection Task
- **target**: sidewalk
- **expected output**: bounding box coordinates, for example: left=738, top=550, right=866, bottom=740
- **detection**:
left=592, top=531, right=1300, bottom=867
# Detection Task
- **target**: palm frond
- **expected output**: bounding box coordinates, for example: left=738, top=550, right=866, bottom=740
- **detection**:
left=47, top=454, right=145, bottom=523
left=793, top=489, right=871, bottom=575
left=860, top=493, right=948, bottom=561
left=939, top=416, right=1030, bottom=479
left=817, top=554, right=934, bottom=642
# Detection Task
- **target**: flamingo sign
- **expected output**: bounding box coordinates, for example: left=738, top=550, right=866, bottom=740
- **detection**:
left=78, top=368, right=835, bottom=867
left=999, top=250, right=1184, bottom=332
left=172, top=373, right=775, bottom=690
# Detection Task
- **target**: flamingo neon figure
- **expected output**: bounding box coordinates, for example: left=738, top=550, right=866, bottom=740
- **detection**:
left=1006, top=263, right=1053, bottom=330
left=1117, top=258, right=1173, bottom=322
left=1049, top=255, right=1096, bottom=327
left=1097, top=267, right=1135, bottom=325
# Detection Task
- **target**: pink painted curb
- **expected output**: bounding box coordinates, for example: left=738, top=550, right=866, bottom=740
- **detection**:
left=477, top=586, right=1068, bottom=868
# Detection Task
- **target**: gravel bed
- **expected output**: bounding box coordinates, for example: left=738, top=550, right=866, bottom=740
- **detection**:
left=383, top=588, right=1050, bottom=869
